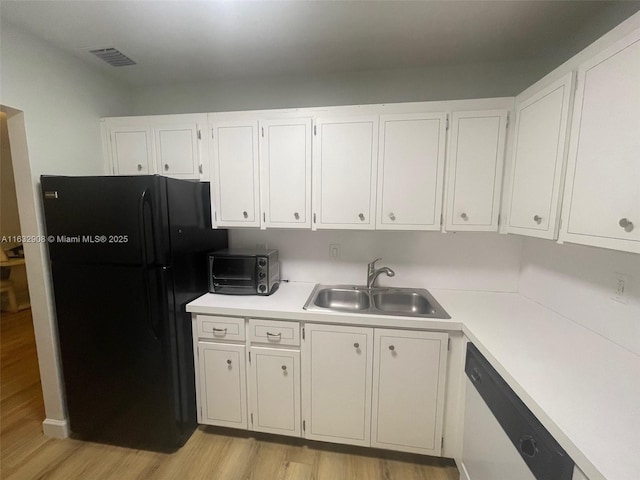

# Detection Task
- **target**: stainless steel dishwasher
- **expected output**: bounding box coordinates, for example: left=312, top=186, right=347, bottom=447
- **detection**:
left=460, top=343, right=588, bottom=480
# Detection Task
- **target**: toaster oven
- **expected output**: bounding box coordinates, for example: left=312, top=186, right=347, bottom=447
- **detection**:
left=208, top=248, right=280, bottom=295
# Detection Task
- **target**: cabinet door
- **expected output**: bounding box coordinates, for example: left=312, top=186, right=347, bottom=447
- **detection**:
left=445, top=110, right=507, bottom=231
left=210, top=118, right=260, bottom=227
left=109, top=125, right=154, bottom=175
left=198, top=341, right=247, bottom=429
left=248, top=347, right=301, bottom=437
left=371, top=329, right=448, bottom=455
left=153, top=116, right=203, bottom=179
left=313, top=116, right=378, bottom=230
left=259, top=118, right=312, bottom=229
left=376, top=113, right=447, bottom=230
left=302, top=324, right=373, bottom=447
left=560, top=29, right=640, bottom=253
left=507, top=73, right=574, bottom=239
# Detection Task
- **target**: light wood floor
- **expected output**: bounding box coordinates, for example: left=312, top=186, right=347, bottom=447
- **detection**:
left=1, top=309, right=459, bottom=479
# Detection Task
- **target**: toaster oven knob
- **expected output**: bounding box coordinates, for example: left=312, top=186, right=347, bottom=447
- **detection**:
left=258, top=284, right=267, bottom=293
left=259, top=272, right=266, bottom=279
left=258, top=258, right=267, bottom=267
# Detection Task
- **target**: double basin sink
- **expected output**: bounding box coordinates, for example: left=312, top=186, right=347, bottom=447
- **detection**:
left=303, top=284, right=450, bottom=319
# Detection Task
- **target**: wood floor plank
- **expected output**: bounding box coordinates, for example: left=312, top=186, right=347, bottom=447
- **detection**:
left=0, top=309, right=460, bottom=480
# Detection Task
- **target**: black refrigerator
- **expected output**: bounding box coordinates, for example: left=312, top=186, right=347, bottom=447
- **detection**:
left=40, top=175, right=227, bottom=451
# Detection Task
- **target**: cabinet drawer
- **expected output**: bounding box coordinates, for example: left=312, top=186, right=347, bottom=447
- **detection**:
left=196, top=315, right=245, bottom=341
left=249, top=319, right=300, bottom=346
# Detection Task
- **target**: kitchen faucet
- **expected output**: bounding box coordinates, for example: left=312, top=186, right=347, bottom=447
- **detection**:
left=367, top=258, right=395, bottom=288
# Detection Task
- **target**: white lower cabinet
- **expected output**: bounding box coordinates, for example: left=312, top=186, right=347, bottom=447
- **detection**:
left=371, top=329, right=448, bottom=455
left=248, top=346, right=301, bottom=437
left=198, top=341, right=247, bottom=429
left=302, top=324, right=373, bottom=447
left=194, top=315, right=449, bottom=456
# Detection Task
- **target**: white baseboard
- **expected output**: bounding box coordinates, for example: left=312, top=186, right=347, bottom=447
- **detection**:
left=42, top=418, right=69, bottom=438
left=458, top=459, right=471, bottom=480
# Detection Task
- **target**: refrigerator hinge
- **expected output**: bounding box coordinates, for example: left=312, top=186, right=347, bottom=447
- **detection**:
left=261, top=127, right=264, bottom=138
left=251, top=413, right=254, bottom=425
left=302, top=327, right=305, bottom=340
left=197, top=129, right=202, bottom=140
left=446, top=114, right=449, bottom=131
left=313, top=125, right=317, bottom=136
left=303, top=420, right=306, bottom=432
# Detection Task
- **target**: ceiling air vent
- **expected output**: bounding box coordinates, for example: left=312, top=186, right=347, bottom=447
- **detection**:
left=90, top=48, right=136, bottom=67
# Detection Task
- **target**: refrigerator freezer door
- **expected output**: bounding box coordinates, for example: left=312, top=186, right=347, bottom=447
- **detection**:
left=41, top=175, right=169, bottom=266
left=51, top=262, right=189, bottom=450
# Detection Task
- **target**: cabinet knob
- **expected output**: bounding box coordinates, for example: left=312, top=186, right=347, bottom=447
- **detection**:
left=619, top=218, right=634, bottom=232
left=358, top=213, right=365, bottom=221
left=533, top=215, right=542, bottom=224
left=137, top=164, right=143, bottom=171
left=243, top=211, right=248, bottom=219
left=294, top=212, right=300, bottom=220
left=164, top=164, right=169, bottom=171
left=281, top=365, right=287, bottom=371
left=461, top=213, right=468, bottom=221
left=353, top=342, right=360, bottom=349
left=389, top=212, right=396, bottom=221
left=226, top=359, right=232, bottom=366
left=388, top=345, right=395, bottom=351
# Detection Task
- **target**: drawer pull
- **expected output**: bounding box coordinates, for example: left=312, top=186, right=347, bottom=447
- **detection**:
left=212, top=328, right=227, bottom=335
left=226, top=359, right=232, bottom=366
left=281, top=365, right=287, bottom=371
left=266, top=332, right=282, bottom=339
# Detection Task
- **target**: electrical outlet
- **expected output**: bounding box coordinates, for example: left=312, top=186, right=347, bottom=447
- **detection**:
left=329, top=244, right=340, bottom=259
left=611, top=273, right=630, bottom=304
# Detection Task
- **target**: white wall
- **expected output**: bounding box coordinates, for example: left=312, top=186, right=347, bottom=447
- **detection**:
left=0, top=20, right=131, bottom=434
left=519, top=238, right=640, bottom=355
left=131, top=59, right=549, bottom=115
left=230, top=230, right=524, bottom=293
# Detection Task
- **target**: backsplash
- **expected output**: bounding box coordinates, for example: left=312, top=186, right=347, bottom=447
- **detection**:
left=229, top=229, right=524, bottom=293
left=519, top=238, right=640, bottom=355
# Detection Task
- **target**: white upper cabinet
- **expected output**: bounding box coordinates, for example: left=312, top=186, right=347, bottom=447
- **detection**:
left=560, top=29, right=640, bottom=253
left=507, top=73, right=574, bottom=239
left=259, top=118, right=312, bottom=229
left=210, top=118, right=261, bottom=227
left=152, top=115, right=204, bottom=179
left=445, top=110, right=508, bottom=231
left=108, top=125, right=153, bottom=175
left=103, top=115, right=205, bottom=179
left=312, top=116, right=379, bottom=230
left=376, top=113, right=447, bottom=230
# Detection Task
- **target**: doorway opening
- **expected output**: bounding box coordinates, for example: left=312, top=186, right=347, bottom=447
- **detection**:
left=0, top=108, right=46, bottom=471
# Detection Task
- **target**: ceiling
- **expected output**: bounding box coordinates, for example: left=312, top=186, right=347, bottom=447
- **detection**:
left=1, top=1, right=639, bottom=87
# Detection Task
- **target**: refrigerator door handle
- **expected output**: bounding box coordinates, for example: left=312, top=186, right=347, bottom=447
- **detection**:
left=139, top=188, right=157, bottom=267
left=143, top=267, right=164, bottom=341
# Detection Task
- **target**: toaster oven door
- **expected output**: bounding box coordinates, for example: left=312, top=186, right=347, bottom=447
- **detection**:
left=210, top=256, right=257, bottom=294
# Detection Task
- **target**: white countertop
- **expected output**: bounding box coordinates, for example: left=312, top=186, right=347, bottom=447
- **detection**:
left=187, top=282, right=640, bottom=480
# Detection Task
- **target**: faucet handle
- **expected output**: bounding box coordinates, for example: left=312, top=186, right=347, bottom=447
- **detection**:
left=368, top=257, right=383, bottom=269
